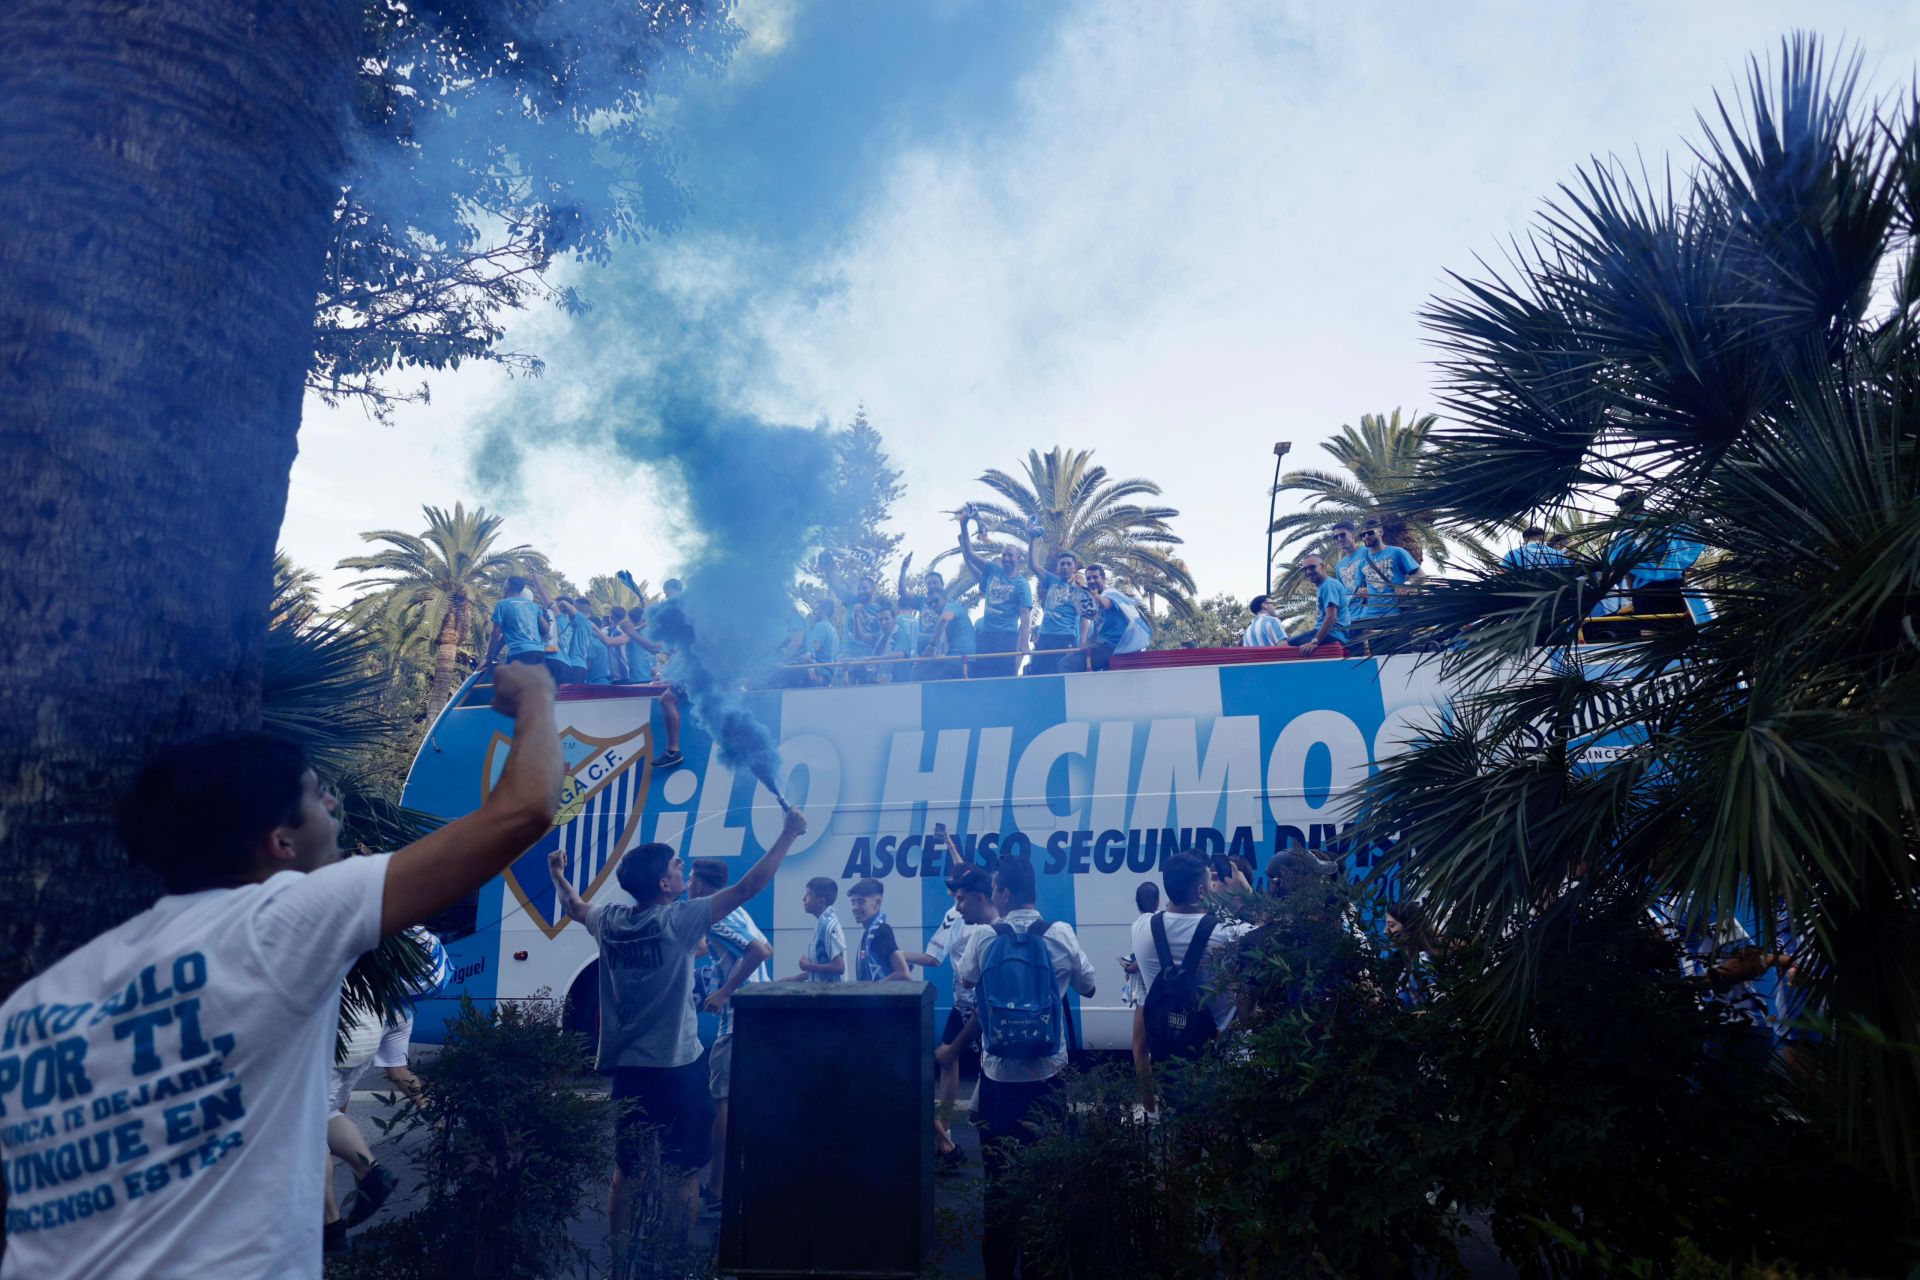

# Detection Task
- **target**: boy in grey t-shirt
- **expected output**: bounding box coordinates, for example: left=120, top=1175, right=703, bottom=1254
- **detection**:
left=550, top=806, right=807, bottom=1258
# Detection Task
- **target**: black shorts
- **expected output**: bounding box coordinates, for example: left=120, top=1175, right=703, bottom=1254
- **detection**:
left=940, top=1006, right=967, bottom=1047
left=544, top=656, right=571, bottom=684
left=612, top=1061, right=715, bottom=1175
left=505, top=651, right=546, bottom=667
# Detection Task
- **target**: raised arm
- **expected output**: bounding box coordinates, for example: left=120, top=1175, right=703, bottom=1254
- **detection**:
left=897, top=552, right=914, bottom=604
left=382, top=663, right=562, bottom=935
left=706, top=807, right=809, bottom=923
left=1027, top=530, right=1047, bottom=579
left=956, top=511, right=990, bottom=580
left=821, top=553, right=857, bottom=607
left=547, top=849, right=591, bottom=925
left=484, top=615, right=505, bottom=665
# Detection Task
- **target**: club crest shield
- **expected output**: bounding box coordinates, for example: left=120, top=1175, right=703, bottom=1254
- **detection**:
left=484, top=724, right=654, bottom=937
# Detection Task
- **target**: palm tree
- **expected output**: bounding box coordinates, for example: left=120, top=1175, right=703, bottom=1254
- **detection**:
left=0, top=1, right=362, bottom=990
left=338, top=504, right=549, bottom=715
left=935, top=446, right=1197, bottom=620
left=1268, top=410, right=1490, bottom=570
left=263, top=553, right=432, bottom=1051
left=587, top=573, right=653, bottom=617
left=1358, top=37, right=1920, bottom=1197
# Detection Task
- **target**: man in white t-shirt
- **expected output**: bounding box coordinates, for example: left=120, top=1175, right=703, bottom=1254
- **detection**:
left=952, top=857, right=1096, bottom=1280
left=0, top=664, right=561, bottom=1280
left=1131, top=852, right=1251, bottom=1113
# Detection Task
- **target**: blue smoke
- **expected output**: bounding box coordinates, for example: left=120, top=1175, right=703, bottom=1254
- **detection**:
left=468, top=267, right=841, bottom=788
left=629, top=400, right=835, bottom=789
left=365, top=4, right=849, bottom=785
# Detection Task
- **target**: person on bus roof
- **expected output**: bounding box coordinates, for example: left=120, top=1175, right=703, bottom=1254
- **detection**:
left=957, top=510, right=1033, bottom=677
left=1027, top=537, right=1090, bottom=675
left=1242, top=595, right=1285, bottom=647
left=914, top=585, right=976, bottom=682
left=1286, top=554, right=1350, bottom=655
left=486, top=575, right=549, bottom=670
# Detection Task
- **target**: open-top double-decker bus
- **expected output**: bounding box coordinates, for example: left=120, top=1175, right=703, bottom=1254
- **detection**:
left=399, top=644, right=1462, bottom=1050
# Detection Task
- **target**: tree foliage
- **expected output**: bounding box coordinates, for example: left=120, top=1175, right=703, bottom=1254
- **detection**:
left=1356, top=35, right=1920, bottom=1195
left=1150, top=592, right=1245, bottom=649
left=938, top=445, right=1197, bottom=620
left=311, top=0, right=741, bottom=416
left=814, top=407, right=906, bottom=582
left=1269, top=410, right=1493, bottom=578
left=338, top=502, right=550, bottom=716
left=328, top=996, right=651, bottom=1279
left=1004, top=883, right=1911, bottom=1278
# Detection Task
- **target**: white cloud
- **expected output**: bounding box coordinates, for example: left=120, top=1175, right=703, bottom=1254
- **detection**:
left=732, top=0, right=798, bottom=66
left=737, top=0, right=1920, bottom=595
left=284, top=0, right=1920, bottom=602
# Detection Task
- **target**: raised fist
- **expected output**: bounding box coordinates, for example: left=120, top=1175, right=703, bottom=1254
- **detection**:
left=492, top=661, right=556, bottom=719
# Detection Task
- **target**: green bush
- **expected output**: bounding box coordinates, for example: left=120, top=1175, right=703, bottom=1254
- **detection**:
left=327, top=994, right=705, bottom=1280
left=1005, top=883, right=1469, bottom=1278
left=1001, top=884, right=1916, bottom=1279
left=1418, top=896, right=1912, bottom=1278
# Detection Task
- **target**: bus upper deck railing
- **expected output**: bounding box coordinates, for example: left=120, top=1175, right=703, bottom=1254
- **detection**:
left=463, top=618, right=1691, bottom=707
left=455, top=643, right=1357, bottom=705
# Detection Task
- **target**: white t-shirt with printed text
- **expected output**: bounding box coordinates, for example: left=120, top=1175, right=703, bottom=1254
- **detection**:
left=0, top=854, right=389, bottom=1280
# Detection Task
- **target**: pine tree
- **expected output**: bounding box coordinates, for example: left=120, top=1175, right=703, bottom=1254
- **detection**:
left=816, top=407, right=905, bottom=581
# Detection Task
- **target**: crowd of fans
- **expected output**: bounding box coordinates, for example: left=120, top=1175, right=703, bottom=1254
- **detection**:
left=480, top=494, right=1705, bottom=698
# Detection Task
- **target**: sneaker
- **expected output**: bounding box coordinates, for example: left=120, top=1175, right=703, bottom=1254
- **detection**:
left=653, top=749, right=684, bottom=769
left=323, top=1220, right=350, bottom=1256
left=343, top=1164, right=397, bottom=1229
left=936, top=1145, right=967, bottom=1175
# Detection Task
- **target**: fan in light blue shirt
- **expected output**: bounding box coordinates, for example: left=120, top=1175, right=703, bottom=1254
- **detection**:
left=488, top=587, right=547, bottom=661
left=1285, top=556, right=1350, bottom=650
left=1351, top=526, right=1422, bottom=620
left=1502, top=528, right=1571, bottom=570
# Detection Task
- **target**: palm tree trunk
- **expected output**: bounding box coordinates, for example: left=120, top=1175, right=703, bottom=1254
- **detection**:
left=0, top=0, right=360, bottom=991
left=427, top=598, right=468, bottom=716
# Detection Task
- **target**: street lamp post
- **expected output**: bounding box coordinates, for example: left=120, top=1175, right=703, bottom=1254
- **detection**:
left=1265, top=441, right=1292, bottom=591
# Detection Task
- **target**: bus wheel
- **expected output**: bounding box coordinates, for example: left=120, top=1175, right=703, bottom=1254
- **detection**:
left=563, top=962, right=600, bottom=1042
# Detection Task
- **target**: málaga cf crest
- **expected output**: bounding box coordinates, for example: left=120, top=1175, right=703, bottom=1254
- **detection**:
left=484, top=724, right=655, bottom=938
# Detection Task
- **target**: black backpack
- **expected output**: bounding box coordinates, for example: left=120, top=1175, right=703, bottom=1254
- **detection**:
left=1142, top=913, right=1219, bottom=1060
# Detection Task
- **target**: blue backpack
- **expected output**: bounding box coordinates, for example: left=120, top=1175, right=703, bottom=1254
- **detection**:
left=977, top=918, right=1061, bottom=1059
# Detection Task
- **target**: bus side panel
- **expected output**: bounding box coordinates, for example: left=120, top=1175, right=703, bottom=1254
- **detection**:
left=405, top=658, right=1459, bottom=1053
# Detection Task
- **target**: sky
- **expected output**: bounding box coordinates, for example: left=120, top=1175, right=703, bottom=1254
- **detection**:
left=281, top=0, right=1920, bottom=605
